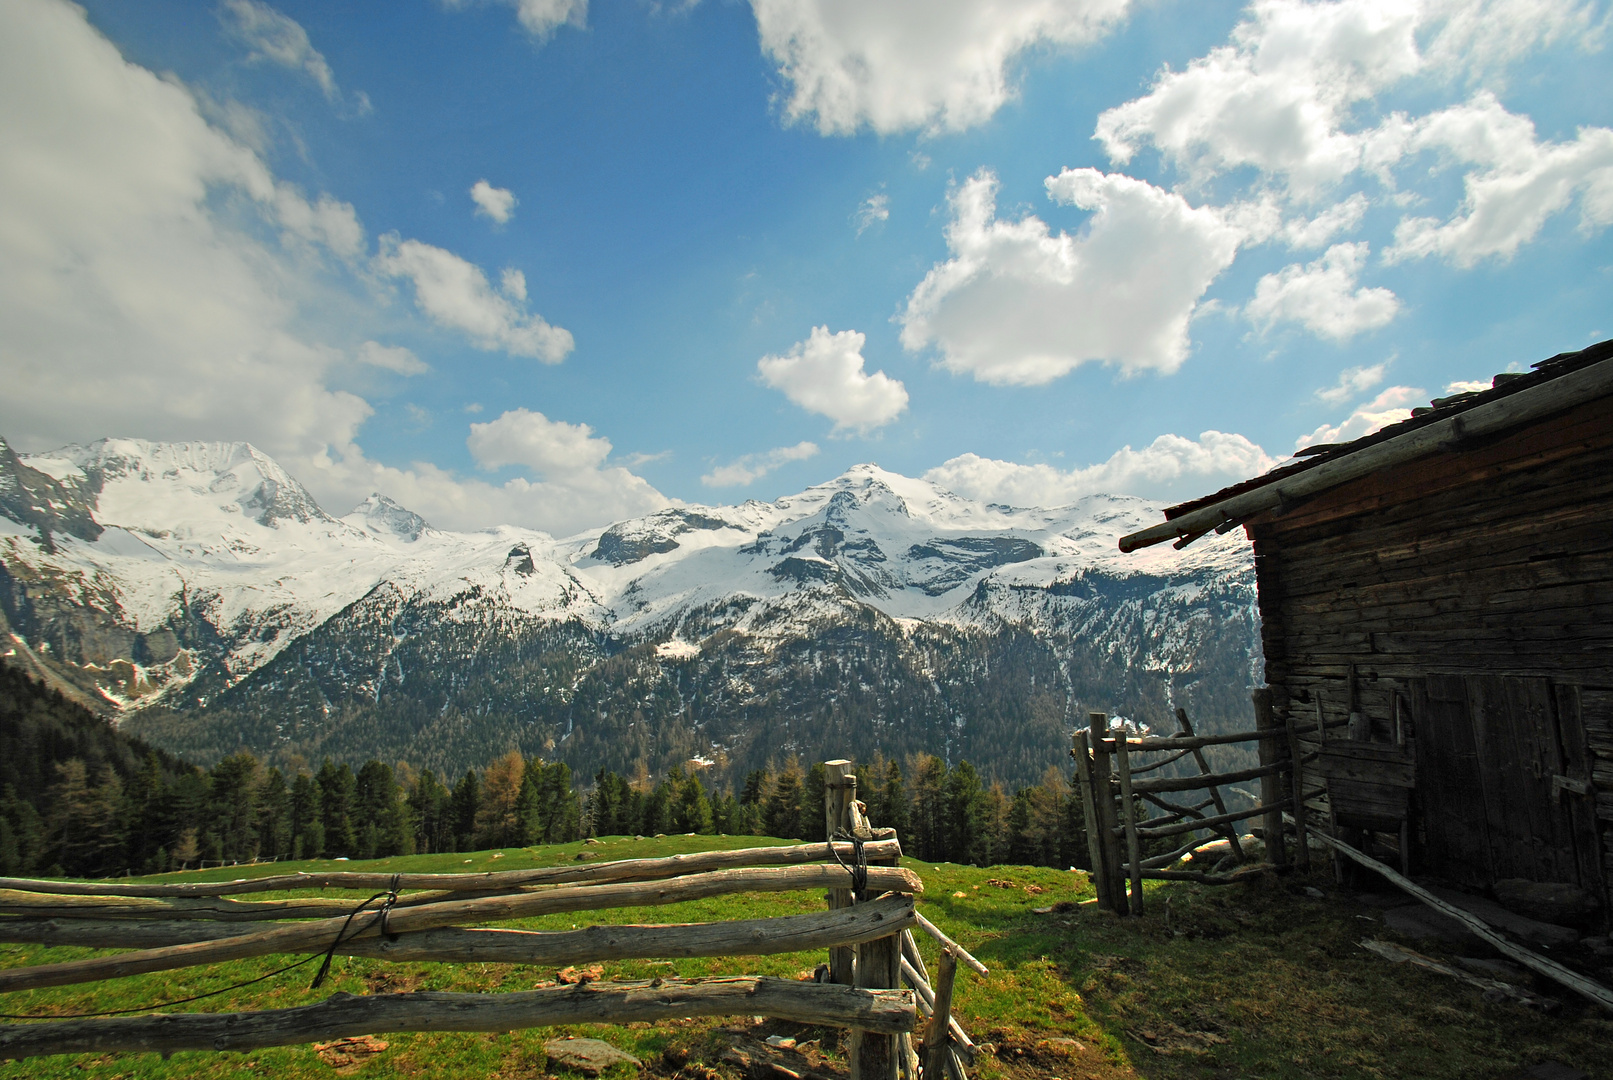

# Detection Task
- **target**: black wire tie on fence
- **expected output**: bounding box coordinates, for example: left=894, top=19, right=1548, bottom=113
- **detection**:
left=311, top=880, right=401, bottom=989
left=828, top=830, right=869, bottom=897
left=0, top=887, right=401, bottom=1020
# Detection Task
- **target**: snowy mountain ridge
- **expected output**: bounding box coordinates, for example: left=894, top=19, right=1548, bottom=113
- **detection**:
left=0, top=437, right=1259, bottom=785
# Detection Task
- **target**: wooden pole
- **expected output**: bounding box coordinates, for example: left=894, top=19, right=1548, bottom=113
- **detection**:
left=0, top=864, right=925, bottom=995
left=1113, top=733, right=1144, bottom=917
left=897, top=957, right=976, bottom=1064
left=1253, top=689, right=1288, bottom=867
left=1175, top=708, right=1245, bottom=862
left=0, top=978, right=918, bottom=1061
left=1304, top=825, right=1613, bottom=1013
left=911, top=911, right=986, bottom=977
left=0, top=839, right=905, bottom=900
left=0, top=894, right=919, bottom=965
left=824, top=760, right=857, bottom=987
left=852, top=929, right=901, bottom=1080
left=922, top=948, right=959, bottom=1080
left=1071, top=731, right=1110, bottom=912
left=1285, top=715, right=1311, bottom=871
left=1088, top=713, right=1126, bottom=911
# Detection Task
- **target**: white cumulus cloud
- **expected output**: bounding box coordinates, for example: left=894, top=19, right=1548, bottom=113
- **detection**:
left=855, top=192, right=889, bottom=235
left=757, top=327, right=909, bottom=433
left=924, top=431, right=1278, bottom=505
left=1246, top=242, right=1400, bottom=340
left=443, top=0, right=587, bottom=41
left=217, top=0, right=368, bottom=113
left=470, top=179, right=517, bottom=224
left=459, top=408, right=669, bottom=534
left=1385, top=93, right=1613, bottom=266
left=751, top=0, right=1133, bottom=136
left=701, top=442, right=820, bottom=488
left=1316, top=362, right=1388, bottom=404
left=1296, top=385, right=1423, bottom=449
left=1094, top=0, right=1421, bottom=198
left=0, top=0, right=372, bottom=471
left=356, top=341, right=429, bottom=375
left=374, top=237, right=573, bottom=362
left=899, top=169, right=1243, bottom=385
left=1094, top=0, right=1600, bottom=202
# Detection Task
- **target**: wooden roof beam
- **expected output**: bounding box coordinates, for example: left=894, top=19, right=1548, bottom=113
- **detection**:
left=1118, top=354, right=1613, bottom=553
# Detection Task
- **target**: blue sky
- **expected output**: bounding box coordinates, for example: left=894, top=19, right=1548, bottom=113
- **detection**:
left=2, top=0, right=1610, bottom=535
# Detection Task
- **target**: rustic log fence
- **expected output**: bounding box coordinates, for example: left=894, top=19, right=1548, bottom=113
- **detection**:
left=0, top=758, right=985, bottom=1079
left=1074, top=692, right=1320, bottom=915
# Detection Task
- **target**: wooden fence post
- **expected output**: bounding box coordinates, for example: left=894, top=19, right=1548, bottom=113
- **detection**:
left=1253, top=689, right=1289, bottom=867
left=824, top=760, right=856, bottom=987
left=1113, top=733, right=1144, bottom=917
left=1071, top=731, right=1111, bottom=911
left=1088, top=713, right=1127, bottom=911
left=1285, top=715, right=1311, bottom=871
left=1175, top=708, right=1246, bottom=862
left=922, top=947, right=959, bottom=1080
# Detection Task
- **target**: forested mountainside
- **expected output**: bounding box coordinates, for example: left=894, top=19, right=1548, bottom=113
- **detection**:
left=0, top=658, right=1099, bottom=878
left=0, top=437, right=1262, bottom=792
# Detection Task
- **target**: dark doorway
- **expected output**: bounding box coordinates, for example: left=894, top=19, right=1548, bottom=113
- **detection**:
left=1414, top=675, right=1601, bottom=894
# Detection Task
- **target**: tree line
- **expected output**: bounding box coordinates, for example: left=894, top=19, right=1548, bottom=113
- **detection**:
left=2, top=663, right=1105, bottom=877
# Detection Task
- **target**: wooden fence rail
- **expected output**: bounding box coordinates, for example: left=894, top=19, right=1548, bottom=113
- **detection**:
left=1073, top=694, right=1308, bottom=915
left=0, top=755, right=984, bottom=1079
left=0, top=979, right=916, bottom=1061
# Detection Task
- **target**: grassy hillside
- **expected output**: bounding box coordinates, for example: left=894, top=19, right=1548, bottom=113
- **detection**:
left=0, top=836, right=1606, bottom=1079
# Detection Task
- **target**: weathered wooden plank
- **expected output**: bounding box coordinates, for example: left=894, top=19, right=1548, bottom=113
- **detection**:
left=0, top=893, right=919, bottom=963
left=1306, top=826, right=1613, bottom=1013
left=0, top=839, right=907, bottom=900
left=1314, top=744, right=1415, bottom=788
left=824, top=760, right=857, bottom=988
left=1554, top=685, right=1608, bottom=900
left=1128, top=761, right=1287, bottom=795
left=921, top=948, right=959, bottom=1080
left=1123, top=366, right=1613, bottom=551
left=1254, top=415, right=1613, bottom=547
left=0, top=865, right=924, bottom=994
left=1114, top=733, right=1145, bottom=916
left=0, top=979, right=918, bottom=1061
left=1416, top=675, right=1493, bottom=887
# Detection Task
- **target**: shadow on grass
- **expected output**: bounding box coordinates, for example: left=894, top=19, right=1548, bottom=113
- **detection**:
left=910, top=860, right=1612, bottom=1080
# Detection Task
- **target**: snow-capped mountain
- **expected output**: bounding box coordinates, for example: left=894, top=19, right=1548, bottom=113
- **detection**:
left=0, top=437, right=1260, bottom=788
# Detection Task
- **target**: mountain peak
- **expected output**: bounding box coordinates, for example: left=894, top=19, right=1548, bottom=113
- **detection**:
left=344, top=493, right=430, bottom=542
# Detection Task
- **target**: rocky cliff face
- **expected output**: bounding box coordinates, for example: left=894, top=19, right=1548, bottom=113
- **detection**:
left=0, top=440, right=1261, bottom=789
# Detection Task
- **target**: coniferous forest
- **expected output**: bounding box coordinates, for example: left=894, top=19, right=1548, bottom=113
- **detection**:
left=1, top=662, right=1095, bottom=878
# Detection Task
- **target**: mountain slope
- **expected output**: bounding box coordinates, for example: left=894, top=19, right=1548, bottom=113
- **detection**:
left=0, top=439, right=1260, bottom=789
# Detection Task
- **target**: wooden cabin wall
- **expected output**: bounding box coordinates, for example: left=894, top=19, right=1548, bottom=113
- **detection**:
left=1244, top=392, right=1613, bottom=892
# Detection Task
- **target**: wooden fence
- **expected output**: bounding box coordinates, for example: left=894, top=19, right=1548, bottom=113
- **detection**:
left=1074, top=691, right=1321, bottom=915
left=0, top=758, right=986, bottom=1079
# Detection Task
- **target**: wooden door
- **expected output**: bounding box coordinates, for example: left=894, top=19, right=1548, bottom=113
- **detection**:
left=1416, top=675, right=1600, bottom=890
left=1416, top=675, right=1493, bottom=887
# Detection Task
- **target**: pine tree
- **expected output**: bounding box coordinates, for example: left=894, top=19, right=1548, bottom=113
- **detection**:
left=316, top=760, right=357, bottom=858
left=872, top=760, right=909, bottom=839
left=257, top=767, right=290, bottom=861
left=670, top=770, right=712, bottom=834
left=450, top=769, right=480, bottom=850
left=801, top=762, right=827, bottom=842
left=764, top=759, right=803, bottom=840
left=407, top=769, right=451, bottom=853
left=290, top=771, right=324, bottom=859
left=209, top=752, right=261, bottom=863
left=908, top=755, right=946, bottom=862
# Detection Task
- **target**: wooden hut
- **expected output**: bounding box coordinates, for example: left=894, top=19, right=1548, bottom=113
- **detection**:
left=1118, top=338, right=1613, bottom=912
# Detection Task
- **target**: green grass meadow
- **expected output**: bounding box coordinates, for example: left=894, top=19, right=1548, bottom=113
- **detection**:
left=0, top=837, right=1607, bottom=1080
